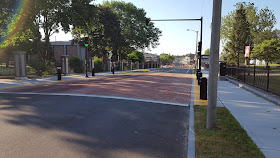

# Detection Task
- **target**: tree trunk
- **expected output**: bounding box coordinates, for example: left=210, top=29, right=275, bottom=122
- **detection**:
left=45, top=34, right=51, bottom=60
left=5, top=58, right=9, bottom=68
left=266, top=62, right=269, bottom=67
left=237, top=51, right=240, bottom=66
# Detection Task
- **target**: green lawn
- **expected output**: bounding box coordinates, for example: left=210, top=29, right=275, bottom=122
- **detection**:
left=236, top=65, right=280, bottom=95
left=255, top=64, right=280, bottom=68
left=269, top=74, right=280, bottom=95
left=194, top=105, right=264, bottom=158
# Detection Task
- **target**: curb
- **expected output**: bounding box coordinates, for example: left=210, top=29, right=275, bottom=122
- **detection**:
left=226, top=77, right=280, bottom=106
left=187, top=74, right=196, bottom=158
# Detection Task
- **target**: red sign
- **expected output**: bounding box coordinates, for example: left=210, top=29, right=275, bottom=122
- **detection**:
left=245, top=46, right=250, bottom=57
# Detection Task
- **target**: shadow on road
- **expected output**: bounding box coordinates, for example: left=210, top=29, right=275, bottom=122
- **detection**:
left=0, top=93, right=189, bottom=158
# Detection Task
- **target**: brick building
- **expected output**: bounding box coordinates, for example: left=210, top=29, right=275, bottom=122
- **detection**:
left=50, top=41, right=86, bottom=66
left=144, top=53, right=158, bottom=62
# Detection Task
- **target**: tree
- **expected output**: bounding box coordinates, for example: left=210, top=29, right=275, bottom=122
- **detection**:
left=254, top=29, right=280, bottom=45
left=160, top=53, right=175, bottom=65
left=251, top=39, right=280, bottom=66
left=95, top=6, right=123, bottom=61
left=221, top=2, right=276, bottom=45
left=101, top=1, right=162, bottom=52
left=0, top=0, right=38, bottom=66
left=204, top=48, right=210, bottom=55
left=222, top=3, right=250, bottom=65
left=127, top=51, right=144, bottom=62
left=26, top=0, right=75, bottom=61
left=71, top=0, right=99, bottom=41
left=1, top=0, right=81, bottom=62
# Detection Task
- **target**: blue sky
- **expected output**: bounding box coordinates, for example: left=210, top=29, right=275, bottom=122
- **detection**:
left=50, top=0, right=280, bottom=56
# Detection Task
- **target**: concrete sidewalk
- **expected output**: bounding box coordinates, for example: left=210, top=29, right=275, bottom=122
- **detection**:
left=201, top=69, right=280, bottom=158
left=0, top=70, right=147, bottom=89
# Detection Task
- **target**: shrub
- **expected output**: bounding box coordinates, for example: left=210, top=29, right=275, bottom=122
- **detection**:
left=69, top=56, right=84, bottom=73
left=94, top=56, right=103, bottom=72
left=27, top=60, right=56, bottom=76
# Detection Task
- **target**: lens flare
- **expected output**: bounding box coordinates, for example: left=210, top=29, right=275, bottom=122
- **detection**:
left=0, top=0, right=31, bottom=58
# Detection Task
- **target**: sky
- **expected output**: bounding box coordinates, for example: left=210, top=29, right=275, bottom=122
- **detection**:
left=50, top=0, right=280, bottom=56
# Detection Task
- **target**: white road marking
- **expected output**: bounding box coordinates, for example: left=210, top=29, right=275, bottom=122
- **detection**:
left=0, top=92, right=189, bottom=107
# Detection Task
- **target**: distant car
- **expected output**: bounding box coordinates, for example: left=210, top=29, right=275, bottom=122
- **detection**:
left=162, top=65, right=169, bottom=68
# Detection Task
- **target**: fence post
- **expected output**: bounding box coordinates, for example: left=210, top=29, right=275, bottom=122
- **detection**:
left=266, top=66, right=270, bottom=91
left=236, top=66, right=239, bottom=79
left=244, top=66, right=246, bottom=82
left=253, top=65, right=256, bottom=86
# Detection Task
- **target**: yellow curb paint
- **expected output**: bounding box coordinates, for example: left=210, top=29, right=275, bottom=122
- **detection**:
left=193, top=74, right=208, bottom=106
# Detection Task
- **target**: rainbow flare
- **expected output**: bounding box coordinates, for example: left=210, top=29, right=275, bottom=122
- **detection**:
left=0, top=0, right=31, bottom=58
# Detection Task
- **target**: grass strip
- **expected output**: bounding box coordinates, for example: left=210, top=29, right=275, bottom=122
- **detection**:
left=194, top=105, right=264, bottom=158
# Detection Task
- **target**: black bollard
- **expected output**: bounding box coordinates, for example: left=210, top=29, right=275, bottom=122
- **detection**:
left=197, top=72, right=202, bottom=84
left=92, top=68, right=95, bottom=76
left=57, top=68, right=61, bottom=80
left=196, top=69, right=200, bottom=79
left=200, top=77, right=207, bottom=100
left=111, top=67, right=114, bottom=74
left=220, top=62, right=227, bottom=76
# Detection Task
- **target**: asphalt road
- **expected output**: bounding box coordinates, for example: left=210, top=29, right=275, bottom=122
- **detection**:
left=0, top=68, right=191, bottom=158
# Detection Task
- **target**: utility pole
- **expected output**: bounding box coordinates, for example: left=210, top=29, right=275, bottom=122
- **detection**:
left=207, top=0, right=222, bottom=129
left=187, top=29, right=198, bottom=68
left=199, top=17, right=203, bottom=71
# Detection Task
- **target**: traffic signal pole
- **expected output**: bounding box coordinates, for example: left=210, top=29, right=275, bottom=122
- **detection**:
left=149, top=18, right=203, bottom=70
left=84, top=37, right=89, bottom=77
left=85, top=46, right=88, bottom=77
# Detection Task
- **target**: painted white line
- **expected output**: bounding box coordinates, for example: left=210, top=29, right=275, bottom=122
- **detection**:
left=186, top=69, right=190, bottom=74
left=0, top=92, right=189, bottom=107
left=187, top=75, right=195, bottom=158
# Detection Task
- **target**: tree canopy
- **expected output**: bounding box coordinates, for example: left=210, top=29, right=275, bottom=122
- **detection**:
left=221, top=2, right=277, bottom=65
left=221, top=2, right=276, bottom=45
left=101, top=1, right=162, bottom=50
left=160, top=53, right=175, bottom=65
left=127, top=51, right=144, bottom=62
left=1, top=0, right=161, bottom=65
left=204, top=48, right=210, bottom=55
left=251, top=39, right=280, bottom=64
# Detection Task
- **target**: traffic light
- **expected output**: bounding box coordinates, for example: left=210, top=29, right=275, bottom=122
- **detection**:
left=84, top=37, right=89, bottom=47
left=145, top=18, right=150, bottom=28
left=198, top=41, right=202, bottom=52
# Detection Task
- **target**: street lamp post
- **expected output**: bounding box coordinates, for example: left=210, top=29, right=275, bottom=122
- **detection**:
left=187, top=29, right=199, bottom=68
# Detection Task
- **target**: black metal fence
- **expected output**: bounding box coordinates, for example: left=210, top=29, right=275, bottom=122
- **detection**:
left=0, top=66, right=15, bottom=76
left=95, top=61, right=159, bottom=72
left=1, top=61, right=161, bottom=78
left=226, top=65, right=280, bottom=95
